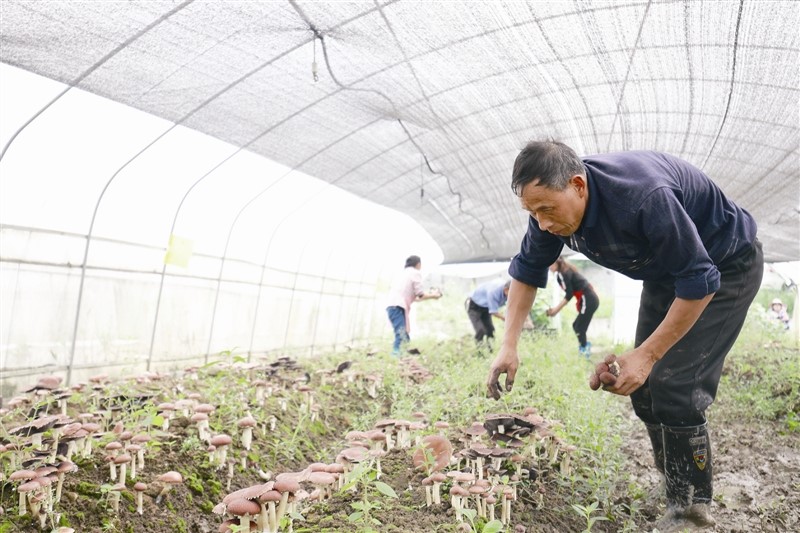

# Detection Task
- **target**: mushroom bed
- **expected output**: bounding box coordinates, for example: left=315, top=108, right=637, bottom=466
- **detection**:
left=0, top=328, right=798, bottom=533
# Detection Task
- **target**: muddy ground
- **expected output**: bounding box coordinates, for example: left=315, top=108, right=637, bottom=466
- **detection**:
left=1, top=343, right=797, bottom=533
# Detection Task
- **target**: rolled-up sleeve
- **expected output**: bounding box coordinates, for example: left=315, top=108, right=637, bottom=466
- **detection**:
left=508, top=217, right=563, bottom=288
left=639, top=188, right=720, bottom=299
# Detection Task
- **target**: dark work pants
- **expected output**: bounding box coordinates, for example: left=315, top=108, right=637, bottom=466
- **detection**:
left=630, top=240, right=763, bottom=427
left=467, top=299, right=495, bottom=342
left=573, top=287, right=599, bottom=347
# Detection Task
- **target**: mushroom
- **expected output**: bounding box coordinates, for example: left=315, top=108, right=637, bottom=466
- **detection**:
left=131, top=433, right=151, bottom=470
left=421, top=476, right=433, bottom=507
left=133, top=482, right=147, bottom=514
left=190, top=412, right=210, bottom=442
left=108, top=482, right=126, bottom=514
left=226, top=497, right=260, bottom=530
left=272, top=479, right=300, bottom=527
left=430, top=472, right=446, bottom=505
left=156, top=402, right=176, bottom=430
left=210, top=434, right=233, bottom=468
left=113, top=454, right=132, bottom=484
left=16, top=479, right=38, bottom=516
left=258, top=490, right=281, bottom=533
left=308, top=471, right=336, bottom=501
left=126, top=445, right=141, bottom=478
left=238, top=416, right=257, bottom=451
left=155, top=471, right=183, bottom=504
left=434, top=421, right=450, bottom=436
left=55, top=461, right=77, bottom=504
left=104, top=442, right=123, bottom=480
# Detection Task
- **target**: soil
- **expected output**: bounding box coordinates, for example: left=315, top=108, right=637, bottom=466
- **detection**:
left=622, top=408, right=800, bottom=533
left=1, top=353, right=798, bottom=533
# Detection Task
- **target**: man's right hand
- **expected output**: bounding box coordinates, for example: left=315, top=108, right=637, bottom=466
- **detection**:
left=486, top=347, right=519, bottom=400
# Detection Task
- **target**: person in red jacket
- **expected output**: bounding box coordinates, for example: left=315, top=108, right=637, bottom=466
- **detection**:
left=545, top=257, right=599, bottom=358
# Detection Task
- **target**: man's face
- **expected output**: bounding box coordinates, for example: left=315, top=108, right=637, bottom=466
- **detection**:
left=519, top=176, right=588, bottom=237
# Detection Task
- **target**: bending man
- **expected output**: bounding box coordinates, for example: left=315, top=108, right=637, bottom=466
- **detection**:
left=466, top=279, right=511, bottom=348
left=486, top=141, right=762, bottom=531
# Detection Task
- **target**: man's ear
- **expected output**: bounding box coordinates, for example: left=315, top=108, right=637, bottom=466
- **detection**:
left=570, top=175, right=587, bottom=197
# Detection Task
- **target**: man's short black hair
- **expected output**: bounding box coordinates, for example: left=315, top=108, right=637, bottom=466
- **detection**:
left=405, top=255, right=421, bottom=268
left=511, top=140, right=585, bottom=196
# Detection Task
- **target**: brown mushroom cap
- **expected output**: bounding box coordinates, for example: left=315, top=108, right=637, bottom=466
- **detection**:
left=237, top=416, right=257, bottom=428
left=210, top=434, right=233, bottom=447
left=258, top=490, right=282, bottom=504
left=9, top=469, right=37, bottom=481
left=307, top=472, right=336, bottom=486
left=273, top=479, right=300, bottom=493
left=449, top=485, right=469, bottom=497
left=190, top=413, right=208, bottom=423
left=325, top=463, right=345, bottom=474
left=113, top=453, right=132, bottom=465
left=226, top=498, right=260, bottom=517
left=57, top=461, right=78, bottom=474
left=157, top=471, right=183, bottom=484
left=193, top=403, right=215, bottom=414
left=131, top=434, right=151, bottom=444
left=18, top=481, right=39, bottom=494
left=133, top=482, right=147, bottom=491
left=222, top=483, right=271, bottom=504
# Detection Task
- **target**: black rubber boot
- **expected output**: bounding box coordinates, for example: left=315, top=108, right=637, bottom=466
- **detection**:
left=642, top=422, right=666, bottom=517
left=645, top=422, right=665, bottom=474
left=658, top=423, right=715, bottom=530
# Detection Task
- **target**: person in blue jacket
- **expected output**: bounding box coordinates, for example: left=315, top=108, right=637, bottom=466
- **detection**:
left=466, top=279, right=511, bottom=348
left=486, top=140, right=762, bottom=531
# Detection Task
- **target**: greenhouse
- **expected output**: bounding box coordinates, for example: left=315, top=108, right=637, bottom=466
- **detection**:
left=0, top=1, right=797, bottom=532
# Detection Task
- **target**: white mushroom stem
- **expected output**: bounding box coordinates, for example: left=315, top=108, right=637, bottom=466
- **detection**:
left=241, top=427, right=253, bottom=451
left=505, top=499, right=512, bottom=524
left=501, top=494, right=507, bottom=524
left=55, top=474, right=66, bottom=503
left=119, top=463, right=128, bottom=484
left=277, top=492, right=289, bottom=524
left=109, top=461, right=117, bottom=481
left=18, top=491, right=27, bottom=516
left=258, top=504, right=268, bottom=532
left=137, top=448, right=146, bottom=471
left=136, top=491, right=143, bottom=514
left=112, top=491, right=121, bottom=513
left=432, top=481, right=441, bottom=505
left=488, top=501, right=495, bottom=522
left=218, top=446, right=228, bottom=467
left=49, top=430, right=61, bottom=462
left=476, top=457, right=484, bottom=479
left=268, top=501, right=277, bottom=533
left=425, top=485, right=432, bottom=507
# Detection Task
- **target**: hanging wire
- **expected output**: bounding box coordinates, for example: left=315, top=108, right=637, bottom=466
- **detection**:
left=312, top=37, right=319, bottom=82
left=420, top=154, right=425, bottom=205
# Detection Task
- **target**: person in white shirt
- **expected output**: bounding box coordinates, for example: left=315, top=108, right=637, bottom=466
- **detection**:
left=386, top=255, right=442, bottom=356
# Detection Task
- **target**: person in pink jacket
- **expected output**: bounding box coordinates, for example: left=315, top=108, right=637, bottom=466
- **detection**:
left=386, top=255, right=442, bottom=356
